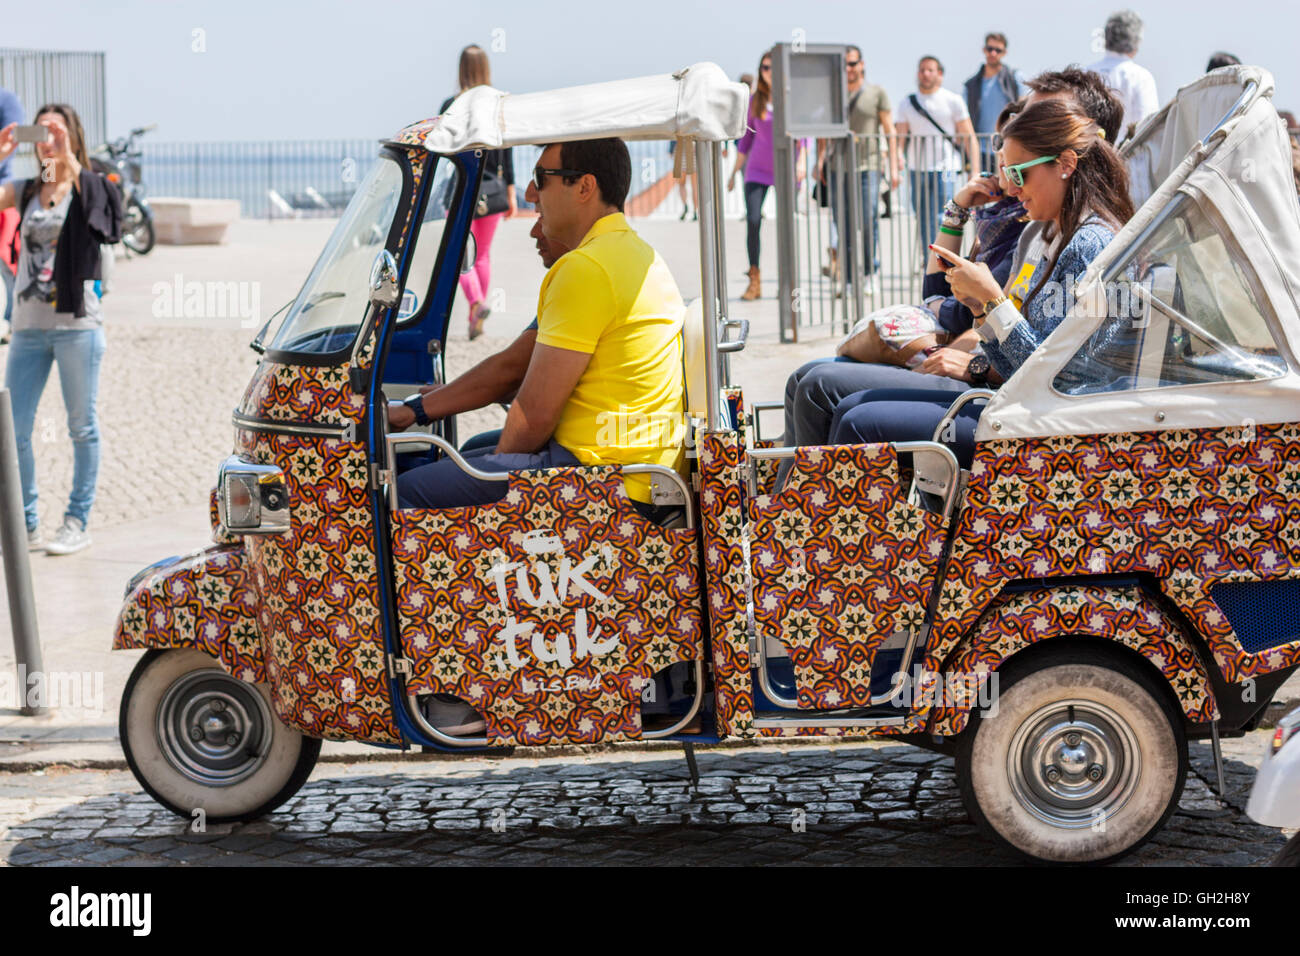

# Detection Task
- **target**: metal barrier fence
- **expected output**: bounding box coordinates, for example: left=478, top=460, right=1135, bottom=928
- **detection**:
left=788, top=132, right=999, bottom=339
left=0, top=48, right=108, bottom=183
left=138, top=139, right=748, bottom=221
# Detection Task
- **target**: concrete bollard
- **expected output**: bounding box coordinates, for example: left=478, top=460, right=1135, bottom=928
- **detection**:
left=0, top=388, right=45, bottom=715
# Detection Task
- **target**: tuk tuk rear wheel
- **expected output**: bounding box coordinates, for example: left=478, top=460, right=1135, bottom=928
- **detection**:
left=120, top=649, right=321, bottom=823
left=955, top=646, right=1187, bottom=864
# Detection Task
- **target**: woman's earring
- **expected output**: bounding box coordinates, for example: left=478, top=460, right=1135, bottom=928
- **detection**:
left=1061, top=173, right=1068, bottom=179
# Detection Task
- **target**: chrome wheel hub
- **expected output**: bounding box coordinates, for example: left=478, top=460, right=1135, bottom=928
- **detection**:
left=1008, top=699, right=1141, bottom=829
left=157, top=670, right=272, bottom=787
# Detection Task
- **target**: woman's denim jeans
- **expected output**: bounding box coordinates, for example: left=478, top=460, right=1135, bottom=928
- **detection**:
left=4, top=327, right=105, bottom=531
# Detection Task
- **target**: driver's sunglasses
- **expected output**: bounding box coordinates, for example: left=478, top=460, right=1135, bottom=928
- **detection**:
left=1001, top=154, right=1059, bottom=187
left=531, top=166, right=586, bottom=191
left=984, top=45, right=1005, bottom=54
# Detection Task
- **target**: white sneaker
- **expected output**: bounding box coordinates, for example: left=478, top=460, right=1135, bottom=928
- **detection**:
left=420, top=694, right=486, bottom=736
left=44, top=517, right=91, bottom=556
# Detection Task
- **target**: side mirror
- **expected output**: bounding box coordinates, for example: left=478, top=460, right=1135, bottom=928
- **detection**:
left=368, top=249, right=400, bottom=308
left=461, top=230, right=477, bottom=274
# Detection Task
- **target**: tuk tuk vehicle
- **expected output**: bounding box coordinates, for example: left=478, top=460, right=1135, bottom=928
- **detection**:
left=114, top=63, right=1300, bottom=863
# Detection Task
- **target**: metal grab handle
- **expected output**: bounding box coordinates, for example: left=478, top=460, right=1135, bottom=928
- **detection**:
left=931, top=388, right=996, bottom=443
left=750, top=400, right=784, bottom=444
left=718, top=318, right=750, bottom=354
left=386, top=432, right=695, bottom=527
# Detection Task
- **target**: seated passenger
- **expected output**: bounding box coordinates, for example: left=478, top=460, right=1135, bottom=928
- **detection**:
left=782, top=68, right=1125, bottom=449
left=396, top=137, right=686, bottom=515
left=387, top=218, right=566, bottom=448
left=828, top=97, right=1135, bottom=465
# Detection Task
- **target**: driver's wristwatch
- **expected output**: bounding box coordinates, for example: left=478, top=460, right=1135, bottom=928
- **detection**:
left=967, top=354, right=991, bottom=387
left=403, top=393, right=431, bottom=426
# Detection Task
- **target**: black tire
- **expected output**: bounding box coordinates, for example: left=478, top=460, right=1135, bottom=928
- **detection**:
left=1274, top=832, right=1300, bottom=867
left=956, top=644, right=1188, bottom=864
left=120, top=649, right=321, bottom=823
left=122, top=198, right=155, bottom=255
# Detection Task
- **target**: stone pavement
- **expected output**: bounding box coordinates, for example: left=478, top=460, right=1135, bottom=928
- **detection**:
left=0, top=736, right=1292, bottom=866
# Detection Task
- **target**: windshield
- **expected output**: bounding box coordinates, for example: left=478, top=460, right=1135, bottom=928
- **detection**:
left=269, top=155, right=405, bottom=357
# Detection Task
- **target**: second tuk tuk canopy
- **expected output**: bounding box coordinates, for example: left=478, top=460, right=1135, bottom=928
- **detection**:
left=394, top=61, right=750, bottom=153
left=980, top=65, right=1300, bottom=442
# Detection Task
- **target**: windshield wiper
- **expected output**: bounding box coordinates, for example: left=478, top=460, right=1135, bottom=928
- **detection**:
left=249, top=301, right=291, bottom=355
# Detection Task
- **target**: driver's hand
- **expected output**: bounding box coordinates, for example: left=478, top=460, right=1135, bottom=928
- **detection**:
left=387, top=401, right=416, bottom=429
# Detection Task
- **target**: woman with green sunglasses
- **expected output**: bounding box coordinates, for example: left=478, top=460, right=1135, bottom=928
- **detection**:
left=826, top=97, right=1134, bottom=465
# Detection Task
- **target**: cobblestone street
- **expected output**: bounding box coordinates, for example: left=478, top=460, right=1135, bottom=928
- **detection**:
left=0, top=736, right=1290, bottom=866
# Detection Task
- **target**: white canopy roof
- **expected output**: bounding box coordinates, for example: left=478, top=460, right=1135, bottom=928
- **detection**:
left=980, top=65, right=1300, bottom=442
left=392, top=62, right=749, bottom=153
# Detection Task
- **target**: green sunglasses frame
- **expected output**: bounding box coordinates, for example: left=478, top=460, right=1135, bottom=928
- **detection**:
left=1001, top=154, right=1059, bottom=187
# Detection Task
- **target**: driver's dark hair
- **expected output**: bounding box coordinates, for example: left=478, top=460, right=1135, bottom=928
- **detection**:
left=549, top=138, right=632, bottom=211
left=1025, top=67, right=1124, bottom=144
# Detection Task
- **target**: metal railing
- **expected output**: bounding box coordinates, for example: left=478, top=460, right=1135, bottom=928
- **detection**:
left=789, top=132, right=1000, bottom=338
left=137, top=138, right=749, bottom=221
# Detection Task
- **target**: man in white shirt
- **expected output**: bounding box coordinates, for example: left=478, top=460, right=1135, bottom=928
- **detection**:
left=1088, top=10, right=1160, bottom=142
left=895, top=55, right=979, bottom=263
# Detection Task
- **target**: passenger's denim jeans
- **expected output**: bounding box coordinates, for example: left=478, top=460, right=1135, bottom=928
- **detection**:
left=909, top=169, right=958, bottom=264
left=4, top=327, right=106, bottom=530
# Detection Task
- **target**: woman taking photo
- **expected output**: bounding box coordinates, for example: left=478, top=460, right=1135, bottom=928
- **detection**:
left=729, top=50, right=804, bottom=301
left=0, top=104, right=121, bottom=554
left=827, top=97, right=1134, bottom=464
left=443, top=44, right=516, bottom=339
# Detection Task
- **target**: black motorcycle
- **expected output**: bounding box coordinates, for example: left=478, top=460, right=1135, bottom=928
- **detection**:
left=90, top=124, right=156, bottom=255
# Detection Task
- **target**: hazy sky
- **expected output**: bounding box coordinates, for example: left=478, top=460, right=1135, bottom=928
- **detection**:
left=7, top=0, right=1296, bottom=141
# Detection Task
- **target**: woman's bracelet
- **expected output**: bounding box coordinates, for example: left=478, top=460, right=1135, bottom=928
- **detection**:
left=938, top=225, right=963, bottom=237
left=942, top=199, right=971, bottom=226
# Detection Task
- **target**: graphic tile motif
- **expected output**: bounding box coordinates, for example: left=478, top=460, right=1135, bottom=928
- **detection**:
left=749, top=444, right=947, bottom=709
left=233, top=423, right=398, bottom=745
left=928, top=585, right=1218, bottom=735
left=392, top=467, right=702, bottom=746
left=114, top=546, right=266, bottom=683
left=925, top=425, right=1300, bottom=688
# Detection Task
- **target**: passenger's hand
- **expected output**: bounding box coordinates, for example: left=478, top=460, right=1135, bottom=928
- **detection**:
left=954, top=173, right=1001, bottom=210
left=919, top=347, right=974, bottom=381
left=929, top=245, right=1002, bottom=306
left=0, top=124, right=15, bottom=163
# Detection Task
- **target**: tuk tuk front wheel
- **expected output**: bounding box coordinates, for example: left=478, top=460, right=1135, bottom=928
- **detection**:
left=955, top=646, right=1187, bottom=864
left=120, top=649, right=321, bottom=823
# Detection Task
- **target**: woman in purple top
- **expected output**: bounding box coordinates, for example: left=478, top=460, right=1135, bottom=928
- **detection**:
left=729, top=51, right=804, bottom=301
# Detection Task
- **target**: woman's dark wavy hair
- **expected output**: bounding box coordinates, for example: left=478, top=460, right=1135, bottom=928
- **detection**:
left=751, top=49, right=772, bottom=119
left=1001, top=98, right=1134, bottom=309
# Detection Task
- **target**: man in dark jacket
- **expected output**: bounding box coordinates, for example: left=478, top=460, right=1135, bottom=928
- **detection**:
left=965, top=32, right=1024, bottom=173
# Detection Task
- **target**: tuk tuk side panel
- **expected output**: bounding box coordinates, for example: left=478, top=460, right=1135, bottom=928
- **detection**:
left=749, top=443, right=946, bottom=709
left=927, top=585, right=1218, bottom=735
left=114, top=545, right=266, bottom=682
left=751, top=439, right=782, bottom=497
left=923, top=425, right=1300, bottom=688
left=698, top=431, right=756, bottom=737
left=236, top=427, right=400, bottom=744
left=392, top=467, right=703, bottom=746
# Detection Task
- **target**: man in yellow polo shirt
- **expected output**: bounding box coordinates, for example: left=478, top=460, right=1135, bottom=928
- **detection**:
left=397, top=137, right=686, bottom=516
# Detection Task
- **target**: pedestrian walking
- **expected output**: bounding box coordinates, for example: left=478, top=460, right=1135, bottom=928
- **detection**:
left=964, top=32, right=1024, bottom=173
left=0, top=104, right=121, bottom=555
left=0, top=84, right=23, bottom=343
left=894, top=56, right=979, bottom=266
left=817, top=46, right=899, bottom=293
left=1088, top=10, right=1160, bottom=142
left=729, top=50, right=805, bottom=301
left=443, top=44, right=516, bottom=340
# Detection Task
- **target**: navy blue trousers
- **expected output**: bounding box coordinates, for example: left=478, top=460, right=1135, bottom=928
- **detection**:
left=829, top=387, right=982, bottom=467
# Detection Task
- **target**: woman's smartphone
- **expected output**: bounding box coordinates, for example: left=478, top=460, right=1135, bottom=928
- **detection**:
left=14, top=125, right=51, bottom=144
